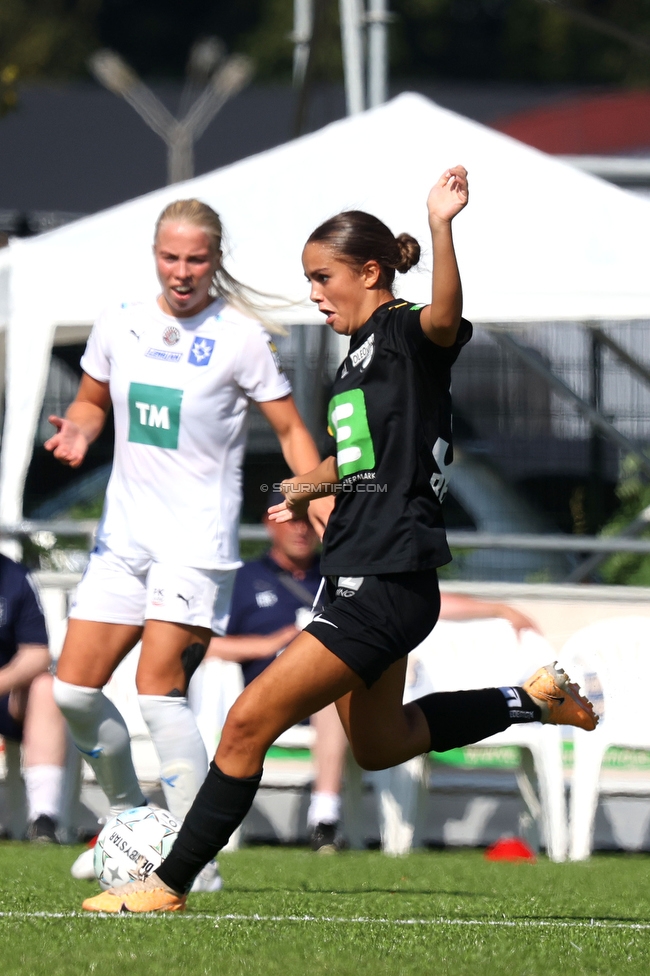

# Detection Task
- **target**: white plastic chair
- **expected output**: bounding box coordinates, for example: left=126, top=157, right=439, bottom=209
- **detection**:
left=370, top=619, right=568, bottom=860
left=560, top=616, right=650, bottom=861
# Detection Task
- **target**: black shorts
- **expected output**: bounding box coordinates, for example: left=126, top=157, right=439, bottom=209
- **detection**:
left=0, top=694, right=23, bottom=742
left=304, top=569, right=440, bottom=687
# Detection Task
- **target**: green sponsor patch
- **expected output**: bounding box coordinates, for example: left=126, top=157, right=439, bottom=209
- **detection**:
left=328, top=388, right=376, bottom=478
left=128, top=382, right=183, bottom=449
left=410, top=303, right=425, bottom=310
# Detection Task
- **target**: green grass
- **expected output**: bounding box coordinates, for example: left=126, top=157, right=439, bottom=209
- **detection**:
left=1, top=844, right=650, bottom=975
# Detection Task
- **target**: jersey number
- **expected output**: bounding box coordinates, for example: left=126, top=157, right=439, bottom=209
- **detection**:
left=328, top=389, right=376, bottom=478
left=128, top=382, right=183, bottom=449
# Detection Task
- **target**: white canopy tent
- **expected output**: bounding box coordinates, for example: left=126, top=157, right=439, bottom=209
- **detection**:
left=2, top=91, right=650, bottom=525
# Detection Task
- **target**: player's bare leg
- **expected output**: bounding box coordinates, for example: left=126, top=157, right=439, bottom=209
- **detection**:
left=56, top=619, right=143, bottom=688
left=335, top=658, right=430, bottom=770
left=136, top=619, right=212, bottom=696
left=82, top=633, right=597, bottom=912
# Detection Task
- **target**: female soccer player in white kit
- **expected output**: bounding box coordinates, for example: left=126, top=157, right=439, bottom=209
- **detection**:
left=47, top=200, right=328, bottom=887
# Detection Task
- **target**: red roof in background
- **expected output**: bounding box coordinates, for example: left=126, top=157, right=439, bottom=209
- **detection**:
left=492, top=91, right=650, bottom=154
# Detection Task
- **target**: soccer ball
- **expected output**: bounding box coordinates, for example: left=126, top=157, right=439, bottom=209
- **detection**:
left=94, top=806, right=180, bottom=890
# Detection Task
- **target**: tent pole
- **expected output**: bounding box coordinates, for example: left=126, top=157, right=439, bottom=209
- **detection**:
left=293, top=0, right=314, bottom=87
left=292, top=0, right=330, bottom=137
left=339, top=0, right=365, bottom=114
left=367, top=0, right=390, bottom=107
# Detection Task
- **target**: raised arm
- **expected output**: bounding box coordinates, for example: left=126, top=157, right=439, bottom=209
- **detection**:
left=44, top=373, right=111, bottom=468
left=420, top=165, right=469, bottom=348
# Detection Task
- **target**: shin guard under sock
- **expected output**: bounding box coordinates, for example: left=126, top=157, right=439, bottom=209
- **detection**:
left=53, top=677, right=146, bottom=811
left=157, top=761, right=261, bottom=893
left=138, top=695, right=208, bottom=821
left=414, top=687, right=541, bottom=753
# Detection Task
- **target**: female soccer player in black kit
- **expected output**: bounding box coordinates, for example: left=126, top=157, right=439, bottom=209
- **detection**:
left=84, top=166, right=597, bottom=913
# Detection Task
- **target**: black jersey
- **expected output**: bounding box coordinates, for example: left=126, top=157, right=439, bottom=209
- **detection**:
left=319, top=300, right=472, bottom=576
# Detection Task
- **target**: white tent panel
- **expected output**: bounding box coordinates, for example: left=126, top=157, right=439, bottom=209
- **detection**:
left=2, top=92, right=650, bottom=525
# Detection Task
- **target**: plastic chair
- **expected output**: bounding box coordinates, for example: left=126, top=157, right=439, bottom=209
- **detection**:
left=369, top=619, right=568, bottom=860
left=559, top=616, right=650, bottom=861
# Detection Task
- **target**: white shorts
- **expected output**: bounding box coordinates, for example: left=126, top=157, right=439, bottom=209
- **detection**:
left=69, top=545, right=235, bottom=634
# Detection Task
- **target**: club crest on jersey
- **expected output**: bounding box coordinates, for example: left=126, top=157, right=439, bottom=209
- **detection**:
left=163, top=326, right=181, bottom=346
left=189, top=337, right=215, bottom=366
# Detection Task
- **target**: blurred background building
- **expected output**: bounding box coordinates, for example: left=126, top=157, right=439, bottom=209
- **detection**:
left=3, top=0, right=650, bottom=584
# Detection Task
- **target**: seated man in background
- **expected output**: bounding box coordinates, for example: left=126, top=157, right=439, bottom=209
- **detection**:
left=0, top=553, right=66, bottom=841
left=206, top=496, right=347, bottom=853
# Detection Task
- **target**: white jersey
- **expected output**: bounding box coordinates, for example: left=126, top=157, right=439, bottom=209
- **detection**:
left=80, top=298, right=291, bottom=569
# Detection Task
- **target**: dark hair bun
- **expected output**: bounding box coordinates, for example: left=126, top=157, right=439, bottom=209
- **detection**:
left=394, top=233, right=420, bottom=273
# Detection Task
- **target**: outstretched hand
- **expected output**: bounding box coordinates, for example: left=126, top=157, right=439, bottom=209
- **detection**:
left=427, top=165, right=469, bottom=225
left=44, top=415, right=89, bottom=468
left=267, top=492, right=310, bottom=524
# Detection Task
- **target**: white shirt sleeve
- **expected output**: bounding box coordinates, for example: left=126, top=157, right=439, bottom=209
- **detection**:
left=234, top=324, right=292, bottom=402
left=79, top=309, right=112, bottom=382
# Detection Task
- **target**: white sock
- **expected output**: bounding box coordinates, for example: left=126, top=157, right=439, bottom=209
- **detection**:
left=24, top=765, right=64, bottom=822
left=308, top=791, right=341, bottom=827
left=138, top=695, right=208, bottom=821
left=53, top=677, right=146, bottom=813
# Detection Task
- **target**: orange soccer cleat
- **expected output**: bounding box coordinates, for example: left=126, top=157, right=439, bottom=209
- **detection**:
left=523, top=662, right=598, bottom=731
left=82, top=873, right=186, bottom=913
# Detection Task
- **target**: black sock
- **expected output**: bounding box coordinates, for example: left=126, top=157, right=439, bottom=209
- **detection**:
left=414, top=687, right=541, bottom=753
left=156, top=761, right=262, bottom=894
left=498, top=686, right=542, bottom=724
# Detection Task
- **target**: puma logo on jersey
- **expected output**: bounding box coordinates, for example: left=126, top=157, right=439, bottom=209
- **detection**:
left=177, top=593, right=191, bottom=607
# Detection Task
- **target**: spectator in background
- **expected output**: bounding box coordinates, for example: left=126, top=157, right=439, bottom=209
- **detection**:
left=0, top=554, right=66, bottom=840
left=206, top=495, right=347, bottom=852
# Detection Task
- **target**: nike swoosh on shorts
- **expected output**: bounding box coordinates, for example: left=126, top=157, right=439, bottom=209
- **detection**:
left=312, top=615, right=339, bottom=629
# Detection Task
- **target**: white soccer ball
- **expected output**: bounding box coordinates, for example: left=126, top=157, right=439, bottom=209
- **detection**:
left=94, top=806, right=180, bottom=890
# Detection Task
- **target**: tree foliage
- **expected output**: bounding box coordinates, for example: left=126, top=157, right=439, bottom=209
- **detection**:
left=599, top=454, right=650, bottom=586
left=1, top=1, right=650, bottom=86
left=0, top=1, right=100, bottom=81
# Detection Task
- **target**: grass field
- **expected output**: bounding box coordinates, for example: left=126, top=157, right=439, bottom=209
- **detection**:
left=1, top=843, right=650, bottom=976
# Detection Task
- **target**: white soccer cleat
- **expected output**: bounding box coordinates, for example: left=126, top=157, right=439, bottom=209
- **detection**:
left=70, top=846, right=96, bottom=880
left=190, top=860, right=223, bottom=893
